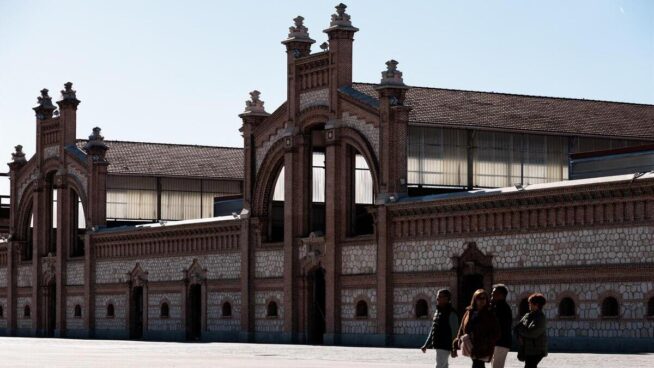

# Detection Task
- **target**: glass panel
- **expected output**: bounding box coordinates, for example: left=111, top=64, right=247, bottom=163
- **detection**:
left=272, top=167, right=285, bottom=201
left=312, top=152, right=325, bottom=203
left=355, top=154, right=373, bottom=204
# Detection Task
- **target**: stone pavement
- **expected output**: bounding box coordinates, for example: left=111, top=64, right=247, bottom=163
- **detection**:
left=0, top=338, right=652, bottom=368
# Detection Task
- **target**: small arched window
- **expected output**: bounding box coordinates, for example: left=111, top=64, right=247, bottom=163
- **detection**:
left=0, top=305, right=4, bottom=318
left=518, top=298, right=529, bottom=317
left=160, top=302, right=169, bottom=318
left=601, top=297, right=619, bottom=318
left=74, top=304, right=82, bottom=318
left=24, top=305, right=31, bottom=318
left=648, top=297, right=654, bottom=317
left=558, top=297, right=576, bottom=318
left=106, top=303, right=115, bottom=318
left=222, top=302, right=232, bottom=318
left=267, top=301, right=278, bottom=318
left=415, top=299, right=429, bottom=319
left=355, top=300, right=368, bottom=318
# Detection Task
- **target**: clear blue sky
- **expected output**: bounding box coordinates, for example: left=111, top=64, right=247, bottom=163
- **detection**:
left=1, top=0, right=653, bottom=195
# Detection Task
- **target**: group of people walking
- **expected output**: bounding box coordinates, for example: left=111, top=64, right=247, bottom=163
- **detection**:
left=421, top=285, right=548, bottom=368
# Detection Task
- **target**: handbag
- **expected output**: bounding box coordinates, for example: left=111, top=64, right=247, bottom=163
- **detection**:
left=459, top=334, right=473, bottom=357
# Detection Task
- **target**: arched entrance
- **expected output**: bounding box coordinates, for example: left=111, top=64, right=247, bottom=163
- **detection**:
left=128, top=264, right=148, bottom=340
left=453, top=242, right=493, bottom=315
left=184, top=259, right=207, bottom=341
left=307, top=267, right=326, bottom=344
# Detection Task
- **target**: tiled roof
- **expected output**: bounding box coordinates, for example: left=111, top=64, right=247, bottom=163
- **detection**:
left=349, top=83, right=654, bottom=140
left=76, top=140, right=243, bottom=180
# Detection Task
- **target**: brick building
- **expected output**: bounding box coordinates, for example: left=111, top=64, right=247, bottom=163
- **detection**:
left=1, top=4, right=653, bottom=352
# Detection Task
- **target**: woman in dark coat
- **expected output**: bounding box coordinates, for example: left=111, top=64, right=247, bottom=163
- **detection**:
left=514, top=293, right=548, bottom=368
left=453, top=289, right=500, bottom=368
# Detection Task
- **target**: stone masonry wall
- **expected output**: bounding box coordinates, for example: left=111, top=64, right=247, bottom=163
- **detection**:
left=148, top=292, right=183, bottom=332
left=95, top=294, right=127, bottom=331
left=17, top=265, right=31, bottom=287
left=66, top=262, right=84, bottom=286
left=208, top=291, right=241, bottom=332
left=0, top=267, right=6, bottom=288
left=95, top=253, right=240, bottom=284
left=254, top=290, right=284, bottom=333
left=299, top=88, right=328, bottom=111
left=66, top=295, right=85, bottom=330
left=393, top=286, right=449, bottom=336
left=0, top=297, right=6, bottom=329
left=341, top=244, right=377, bottom=275
left=506, top=281, right=654, bottom=339
left=17, top=296, right=31, bottom=330
left=254, top=250, right=284, bottom=278
left=393, top=226, right=654, bottom=272
left=341, top=288, right=377, bottom=334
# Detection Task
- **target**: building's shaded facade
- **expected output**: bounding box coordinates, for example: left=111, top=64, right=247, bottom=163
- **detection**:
left=1, top=4, right=654, bottom=352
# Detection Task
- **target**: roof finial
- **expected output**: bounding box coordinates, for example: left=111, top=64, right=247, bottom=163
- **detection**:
left=58, top=81, right=81, bottom=108
left=324, top=3, right=358, bottom=33
left=11, top=145, right=27, bottom=165
left=289, top=16, right=310, bottom=39
left=242, top=90, right=270, bottom=116
left=33, top=88, right=56, bottom=120
left=83, top=127, right=108, bottom=155
left=380, top=59, right=405, bottom=86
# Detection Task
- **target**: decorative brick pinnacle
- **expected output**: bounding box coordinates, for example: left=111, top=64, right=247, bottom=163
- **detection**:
left=59, top=81, right=81, bottom=107
left=288, top=15, right=311, bottom=40
left=244, top=90, right=268, bottom=114
left=33, top=88, right=56, bottom=119
left=83, top=126, right=108, bottom=153
left=11, top=145, right=27, bottom=164
left=331, top=3, right=351, bottom=27
left=380, top=60, right=405, bottom=86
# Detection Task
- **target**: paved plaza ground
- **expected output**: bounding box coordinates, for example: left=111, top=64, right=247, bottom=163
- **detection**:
left=0, top=337, right=652, bottom=367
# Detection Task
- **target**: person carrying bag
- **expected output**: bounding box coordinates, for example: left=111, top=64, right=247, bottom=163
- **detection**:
left=453, top=289, right=500, bottom=368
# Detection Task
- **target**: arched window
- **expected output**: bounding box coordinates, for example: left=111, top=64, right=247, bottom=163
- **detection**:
left=0, top=305, right=4, bottom=318
left=269, top=166, right=285, bottom=242
left=558, top=297, right=576, bottom=318
left=160, top=302, right=169, bottom=318
left=601, top=297, right=619, bottom=318
left=222, top=302, right=232, bottom=318
left=518, top=298, right=529, bottom=317
left=415, top=299, right=429, bottom=319
left=106, top=303, right=115, bottom=318
left=648, top=297, right=654, bottom=317
left=266, top=301, right=278, bottom=318
left=24, top=305, right=31, bottom=318
left=70, top=190, right=86, bottom=257
left=22, top=210, right=34, bottom=261
left=74, top=304, right=82, bottom=318
left=351, top=152, right=374, bottom=235
left=355, top=300, right=368, bottom=318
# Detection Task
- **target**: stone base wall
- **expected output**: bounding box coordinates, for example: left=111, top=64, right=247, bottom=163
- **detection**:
left=254, top=290, right=283, bottom=333
left=148, top=292, right=183, bottom=332
left=208, top=291, right=241, bottom=332
left=0, top=297, right=6, bottom=329
left=254, top=250, right=283, bottom=278
left=95, top=294, right=127, bottom=331
left=66, top=295, right=85, bottom=330
left=342, top=244, right=376, bottom=275
left=17, top=266, right=31, bottom=287
left=66, top=262, right=84, bottom=286
left=16, top=296, right=31, bottom=330
left=393, top=286, right=445, bottom=336
left=0, top=267, right=6, bottom=288
left=341, top=288, right=377, bottom=334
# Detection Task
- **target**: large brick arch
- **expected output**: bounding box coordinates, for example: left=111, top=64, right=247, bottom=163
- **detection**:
left=252, top=138, right=287, bottom=218
left=339, top=127, right=380, bottom=197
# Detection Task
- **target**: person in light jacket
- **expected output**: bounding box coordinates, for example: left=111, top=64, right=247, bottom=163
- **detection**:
left=421, top=289, right=460, bottom=368
left=514, top=293, right=548, bottom=368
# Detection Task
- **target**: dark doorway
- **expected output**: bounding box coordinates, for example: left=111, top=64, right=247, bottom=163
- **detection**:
left=45, top=283, right=56, bottom=337
left=130, top=286, right=144, bottom=339
left=307, top=268, right=326, bottom=344
left=187, top=284, right=202, bottom=341
left=459, top=274, right=484, bottom=314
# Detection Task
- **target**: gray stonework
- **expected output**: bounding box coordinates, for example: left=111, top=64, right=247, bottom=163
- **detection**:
left=393, top=226, right=654, bottom=272
left=341, top=288, right=377, bottom=334
left=0, top=267, right=6, bottom=288
left=341, top=112, right=379, bottom=160
left=507, top=281, right=654, bottom=339
left=17, top=265, right=32, bottom=287
left=66, top=295, right=85, bottom=330
left=254, top=290, right=284, bottom=333
left=207, top=291, right=241, bottom=332
left=254, top=250, right=284, bottom=278
left=95, top=294, right=127, bottom=331
left=341, top=244, right=377, bottom=275
left=299, top=88, right=329, bottom=111
left=17, top=297, right=31, bottom=330
left=66, top=262, right=84, bottom=286
left=392, top=286, right=446, bottom=336
left=95, top=253, right=241, bottom=284
left=256, top=127, right=286, bottom=172
left=148, top=292, right=183, bottom=332
left=0, top=297, right=6, bottom=329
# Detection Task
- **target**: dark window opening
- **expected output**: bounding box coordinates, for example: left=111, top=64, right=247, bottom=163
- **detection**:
left=518, top=298, right=529, bottom=317
left=648, top=297, right=654, bottom=317
left=601, top=297, right=619, bottom=318
left=107, top=303, right=115, bottom=318
left=70, top=190, right=86, bottom=257
left=24, top=305, right=31, bottom=318
left=269, top=166, right=285, bottom=242
left=415, top=299, right=429, bottom=319
left=74, top=304, right=82, bottom=318
left=46, top=173, right=57, bottom=255
left=559, top=297, right=576, bottom=318
left=222, top=302, right=232, bottom=318
left=160, top=302, right=169, bottom=318
left=22, top=211, right=34, bottom=261
left=0, top=305, right=4, bottom=318
left=266, top=301, right=278, bottom=318
left=355, top=300, right=368, bottom=318
left=351, top=153, right=374, bottom=236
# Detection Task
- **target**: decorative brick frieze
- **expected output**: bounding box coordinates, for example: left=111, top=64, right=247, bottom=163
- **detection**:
left=207, top=291, right=241, bottom=332
left=341, top=112, right=379, bottom=159
left=341, top=243, right=376, bottom=275
left=393, top=226, right=654, bottom=272
left=16, top=297, right=31, bottom=330
left=66, top=262, right=84, bottom=286
left=148, top=292, right=183, bottom=331
left=254, top=250, right=284, bottom=278
left=299, top=88, right=329, bottom=111
left=296, top=53, right=330, bottom=92
left=95, top=253, right=241, bottom=284
left=17, top=265, right=32, bottom=288
left=66, top=295, right=85, bottom=330
left=254, top=290, right=283, bottom=332
left=95, top=294, right=127, bottom=331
